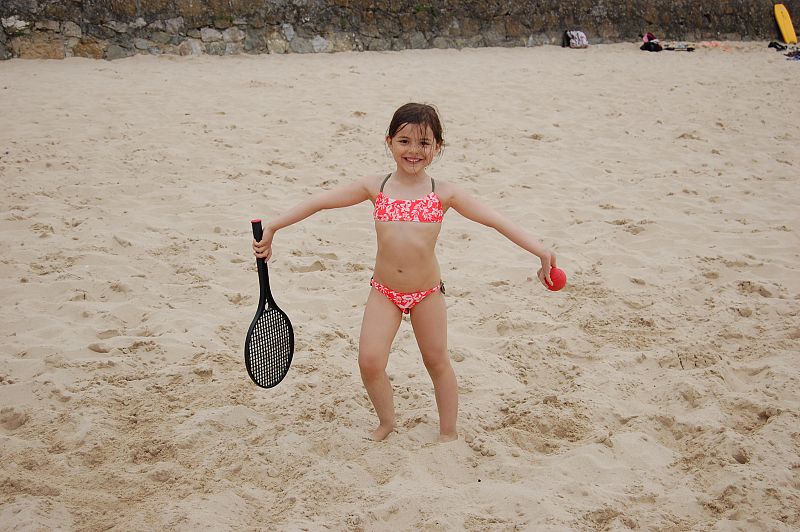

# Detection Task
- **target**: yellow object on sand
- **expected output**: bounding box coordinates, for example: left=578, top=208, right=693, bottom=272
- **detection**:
left=774, top=4, right=798, bottom=44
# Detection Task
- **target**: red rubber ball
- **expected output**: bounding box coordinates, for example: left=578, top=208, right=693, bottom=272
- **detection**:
left=547, top=267, right=567, bottom=291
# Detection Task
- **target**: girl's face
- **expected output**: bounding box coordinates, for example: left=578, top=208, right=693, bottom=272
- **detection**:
left=386, top=123, right=441, bottom=176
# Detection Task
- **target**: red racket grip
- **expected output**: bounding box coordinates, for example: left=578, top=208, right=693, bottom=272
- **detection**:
left=251, top=219, right=263, bottom=241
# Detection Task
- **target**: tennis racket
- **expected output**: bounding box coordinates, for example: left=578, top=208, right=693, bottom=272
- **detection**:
left=244, top=219, right=294, bottom=388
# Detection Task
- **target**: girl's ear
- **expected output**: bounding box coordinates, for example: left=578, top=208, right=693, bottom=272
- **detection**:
left=432, top=140, right=444, bottom=161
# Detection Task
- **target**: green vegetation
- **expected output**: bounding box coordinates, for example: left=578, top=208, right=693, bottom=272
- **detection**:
left=414, top=4, right=440, bottom=17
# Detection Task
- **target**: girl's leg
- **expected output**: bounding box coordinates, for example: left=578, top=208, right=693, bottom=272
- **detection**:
left=410, top=291, right=458, bottom=442
left=359, top=287, right=403, bottom=441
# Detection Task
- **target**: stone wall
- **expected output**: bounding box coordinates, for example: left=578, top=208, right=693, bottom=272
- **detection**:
left=1, top=1, right=797, bottom=60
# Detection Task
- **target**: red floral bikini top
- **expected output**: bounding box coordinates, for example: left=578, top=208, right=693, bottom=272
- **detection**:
left=373, top=174, right=444, bottom=223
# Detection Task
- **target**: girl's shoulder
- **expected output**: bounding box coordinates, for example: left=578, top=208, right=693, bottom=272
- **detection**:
left=432, top=179, right=465, bottom=201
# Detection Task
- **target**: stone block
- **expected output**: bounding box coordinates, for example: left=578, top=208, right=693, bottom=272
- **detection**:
left=399, top=13, right=416, bottom=33
left=72, top=38, right=105, bottom=59
left=105, top=21, right=129, bottom=34
left=177, top=38, right=203, bottom=55
left=329, top=32, right=354, bottom=52
left=458, top=16, right=481, bottom=36
left=431, top=36, right=455, bottom=49
left=244, top=27, right=266, bottom=52
left=213, top=17, right=232, bottom=29
left=455, top=35, right=485, bottom=49
left=62, top=21, right=82, bottom=38
left=164, top=17, right=184, bottom=34
left=88, top=25, right=117, bottom=41
left=362, top=36, right=390, bottom=51
left=222, top=26, right=244, bottom=42
left=266, top=35, right=288, bottom=54
left=36, top=20, right=61, bottom=32
left=2, top=16, right=30, bottom=35
left=12, top=32, right=65, bottom=59
left=311, top=35, right=330, bottom=52
left=105, top=44, right=133, bottom=60
left=151, top=31, right=172, bottom=44
left=505, top=17, right=525, bottom=39
left=288, top=36, right=313, bottom=53
left=224, top=42, right=243, bottom=55
left=200, top=27, right=222, bottom=42
left=205, top=41, right=225, bottom=55
left=409, top=31, right=428, bottom=49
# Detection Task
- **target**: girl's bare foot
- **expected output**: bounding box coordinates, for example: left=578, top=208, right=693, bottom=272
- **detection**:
left=437, top=433, right=458, bottom=443
left=370, top=423, right=395, bottom=441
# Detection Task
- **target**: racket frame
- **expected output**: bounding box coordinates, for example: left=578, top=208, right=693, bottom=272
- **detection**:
left=244, top=219, right=295, bottom=388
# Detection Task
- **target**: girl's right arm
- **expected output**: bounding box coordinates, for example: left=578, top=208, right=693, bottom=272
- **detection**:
left=253, top=178, right=372, bottom=260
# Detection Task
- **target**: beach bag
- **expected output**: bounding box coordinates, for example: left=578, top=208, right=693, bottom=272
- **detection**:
left=640, top=41, right=663, bottom=52
left=640, top=32, right=663, bottom=52
left=562, top=30, right=589, bottom=49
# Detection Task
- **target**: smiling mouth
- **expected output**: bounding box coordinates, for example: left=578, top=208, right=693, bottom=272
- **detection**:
left=404, top=157, right=422, bottom=164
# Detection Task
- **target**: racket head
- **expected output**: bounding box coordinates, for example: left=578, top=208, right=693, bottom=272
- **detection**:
left=245, top=219, right=294, bottom=388
left=244, top=305, right=294, bottom=388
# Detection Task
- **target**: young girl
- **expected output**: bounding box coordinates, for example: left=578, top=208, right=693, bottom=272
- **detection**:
left=252, top=103, right=557, bottom=442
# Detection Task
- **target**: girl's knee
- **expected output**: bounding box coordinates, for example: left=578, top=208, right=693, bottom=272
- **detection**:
left=422, top=350, right=451, bottom=375
left=359, top=352, right=387, bottom=379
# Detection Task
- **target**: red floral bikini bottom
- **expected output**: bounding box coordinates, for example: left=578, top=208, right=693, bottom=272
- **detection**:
left=370, top=278, right=445, bottom=314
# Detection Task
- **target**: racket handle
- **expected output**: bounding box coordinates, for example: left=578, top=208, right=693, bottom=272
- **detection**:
left=251, top=219, right=270, bottom=302
left=251, top=219, right=263, bottom=241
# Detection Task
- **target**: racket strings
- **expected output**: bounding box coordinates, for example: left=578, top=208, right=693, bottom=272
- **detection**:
left=248, top=309, right=292, bottom=387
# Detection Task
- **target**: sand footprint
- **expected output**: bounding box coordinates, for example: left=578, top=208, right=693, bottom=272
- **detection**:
left=290, top=260, right=325, bottom=273
left=678, top=350, right=721, bottom=369
left=736, top=280, right=773, bottom=298
left=88, top=342, right=112, bottom=353
left=464, top=433, right=496, bottom=456
left=677, top=130, right=704, bottom=141
left=0, top=406, right=30, bottom=430
left=30, top=222, right=55, bottom=238
left=226, top=292, right=252, bottom=306
left=608, top=218, right=649, bottom=235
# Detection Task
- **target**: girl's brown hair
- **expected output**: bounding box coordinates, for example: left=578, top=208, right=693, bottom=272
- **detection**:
left=386, top=103, right=445, bottom=147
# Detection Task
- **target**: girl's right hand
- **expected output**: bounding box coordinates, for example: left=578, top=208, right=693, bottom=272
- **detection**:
left=252, top=226, right=274, bottom=261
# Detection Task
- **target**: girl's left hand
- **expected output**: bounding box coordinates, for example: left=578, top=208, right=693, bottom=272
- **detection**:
left=536, top=250, right=556, bottom=288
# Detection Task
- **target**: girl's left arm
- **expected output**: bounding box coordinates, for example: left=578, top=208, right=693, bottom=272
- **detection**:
left=448, top=184, right=557, bottom=287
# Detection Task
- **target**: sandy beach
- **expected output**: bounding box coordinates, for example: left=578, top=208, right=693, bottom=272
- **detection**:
left=1, top=42, right=799, bottom=530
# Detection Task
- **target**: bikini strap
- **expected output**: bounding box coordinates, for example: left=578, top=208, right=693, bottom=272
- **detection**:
left=380, top=174, right=436, bottom=193
left=379, top=173, right=391, bottom=192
